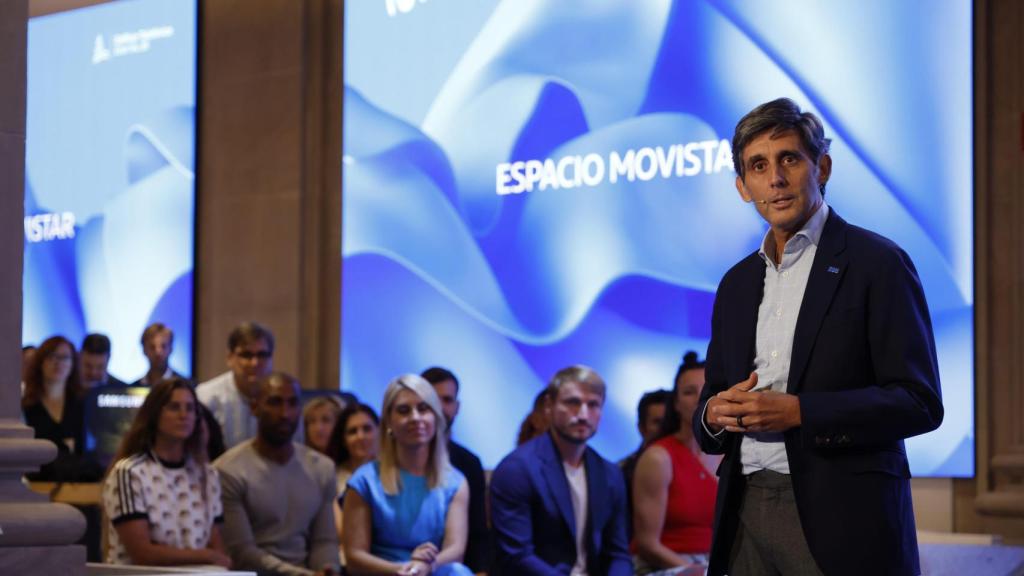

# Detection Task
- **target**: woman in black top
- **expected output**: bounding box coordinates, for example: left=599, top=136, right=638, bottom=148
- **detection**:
left=22, top=335, right=87, bottom=481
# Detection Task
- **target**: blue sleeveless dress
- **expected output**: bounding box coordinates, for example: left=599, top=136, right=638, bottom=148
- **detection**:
left=348, top=461, right=473, bottom=576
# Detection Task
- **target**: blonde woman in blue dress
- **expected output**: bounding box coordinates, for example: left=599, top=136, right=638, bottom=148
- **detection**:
left=343, top=374, right=471, bottom=576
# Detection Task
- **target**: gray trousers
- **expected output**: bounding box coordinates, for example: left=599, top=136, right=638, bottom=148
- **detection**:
left=728, top=470, right=824, bottom=576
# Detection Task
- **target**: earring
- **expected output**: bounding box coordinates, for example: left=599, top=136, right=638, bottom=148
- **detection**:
left=386, top=428, right=394, bottom=437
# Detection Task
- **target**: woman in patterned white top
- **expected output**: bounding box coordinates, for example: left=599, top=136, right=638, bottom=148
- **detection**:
left=102, top=377, right=231, bottom=568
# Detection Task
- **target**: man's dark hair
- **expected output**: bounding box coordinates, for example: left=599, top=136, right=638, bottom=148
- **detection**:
left=81, top=333, right=112, bottom=356
left=420, top=366, right=459, bottom=391
left=227, top=321, right=275, bottom=354
left=732, top=97, right=832, bottom=193
left=637, top=389, right=672, bottom=426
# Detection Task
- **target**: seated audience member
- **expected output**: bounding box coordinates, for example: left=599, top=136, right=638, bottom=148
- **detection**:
left=327, top=403, right=380, bottom=563
left=199, top=403, right=227, bottom=461
left=421, top=366, right=492, bottom=575
left=632, top=352, right=719, bottom=575
left=22, top=344, right=37, bottom=383
left=198, top=322, right=275, bottom=449
left=22, top=336, right=89, bottom=481
left=304, top=395, right=345, bottom=456
left=620, top=388, right=672, bottom=536
left=103, top=377, right=230, bottom=568
left=216, top=372, right=340, bottom=576
left=80, top=333, right=128, bottom=388
left=491, top=366, right=631, bottom=575
left=328, top=403, right=380, bottom=504
left=515, top=388, right=551, bottom=446
left=133, top=323, right=184, bottom=387
left=343, top=374, right=472, bottom=576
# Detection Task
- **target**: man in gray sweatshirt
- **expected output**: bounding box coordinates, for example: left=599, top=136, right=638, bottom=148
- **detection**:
left=215, top=372, right=340, bottom=576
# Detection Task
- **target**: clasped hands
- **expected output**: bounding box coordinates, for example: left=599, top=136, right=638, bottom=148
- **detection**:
left=397, top=542, right=438, bottom=575
left=705, top=372, right=801, bottom=433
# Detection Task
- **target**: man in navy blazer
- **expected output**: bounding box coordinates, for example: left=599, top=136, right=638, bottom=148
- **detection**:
left=695, top=98, right=943, bottom=576
left=490, top=365, right=631, bottom=576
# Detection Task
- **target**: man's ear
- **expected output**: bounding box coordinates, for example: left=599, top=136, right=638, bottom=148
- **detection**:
left=817, top=153, right=832, bottom=190
left=453, top=399, right=461, bottom=417
left=736, top=175, right=752, bottom=203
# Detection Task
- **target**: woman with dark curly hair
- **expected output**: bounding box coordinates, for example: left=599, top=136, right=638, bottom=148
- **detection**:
left=102, top=377, right=231, bottom=568
left=328, top=402, right=380, bottom=562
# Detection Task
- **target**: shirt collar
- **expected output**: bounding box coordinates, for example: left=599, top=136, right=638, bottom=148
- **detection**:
left=758, top=202, right=830, bottom=262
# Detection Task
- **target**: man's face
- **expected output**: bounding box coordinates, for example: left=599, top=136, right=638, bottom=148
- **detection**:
left=79, top=352, right=110, bottom=387
left=431, top=379, right=460, bottom=429
left=254, top=379, right=301, bottom=446
left=143, top=332, right=172, bottom=371
left=227, top=338, right=273, bottom=398
left=735, top=129, right=831, bottom=237
left=639, top=402, right=666, bottom=445
left=549, top=380, right=603, bottom=446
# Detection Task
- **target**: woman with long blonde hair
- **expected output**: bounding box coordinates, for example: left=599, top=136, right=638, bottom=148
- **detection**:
left=343, top=374, right=471, bottom=576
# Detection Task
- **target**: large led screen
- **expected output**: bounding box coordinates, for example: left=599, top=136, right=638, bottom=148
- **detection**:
left=25, top=0, right=197, bottom=381
left=342, top=0, right=974, bottom=476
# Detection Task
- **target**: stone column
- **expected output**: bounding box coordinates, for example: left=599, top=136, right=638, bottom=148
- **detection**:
left=0, top=1, right=87, bottom=573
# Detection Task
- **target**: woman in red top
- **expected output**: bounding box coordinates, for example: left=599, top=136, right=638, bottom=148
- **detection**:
left=633, top=351, right=721, bottom=575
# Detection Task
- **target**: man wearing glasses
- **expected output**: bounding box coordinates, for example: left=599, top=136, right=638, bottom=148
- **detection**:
left=198, top=322, right=276, bottom=449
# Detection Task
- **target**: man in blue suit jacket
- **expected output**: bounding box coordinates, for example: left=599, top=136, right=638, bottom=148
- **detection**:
left=695, top=98, right=943, bottom=576
left=491, top=365, right=631, bottom=576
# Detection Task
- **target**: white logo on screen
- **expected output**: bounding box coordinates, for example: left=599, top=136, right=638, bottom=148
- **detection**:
left=24, top=212, right=76, bottom=243
left=91, top=26, right=175, bottom=65
left=385, top=0, right=428, bottom=17
left=92, top=35, right=111, bottom=64
left=495, top=139, right=734, bottom=196
left=97, top=394, right=146, bottom=408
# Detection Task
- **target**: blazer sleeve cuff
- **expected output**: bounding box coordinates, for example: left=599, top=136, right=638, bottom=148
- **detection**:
left=700, top=402, right=727, bottom=441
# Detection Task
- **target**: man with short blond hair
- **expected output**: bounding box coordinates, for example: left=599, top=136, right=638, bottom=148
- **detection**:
left=490, top=365, right=631, bottom=576
left=133, top=322, right=183, bottom=386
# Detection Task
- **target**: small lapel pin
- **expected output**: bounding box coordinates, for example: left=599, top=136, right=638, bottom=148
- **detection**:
left=827, top=266, right=840, bottom=274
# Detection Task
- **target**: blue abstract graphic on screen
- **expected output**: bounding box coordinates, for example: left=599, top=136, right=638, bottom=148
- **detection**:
left=342, top=0, right=973, bottom=476
left=25, top=0, right=196, bottom=381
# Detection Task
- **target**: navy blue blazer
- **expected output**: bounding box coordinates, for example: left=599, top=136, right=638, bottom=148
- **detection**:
left=490, top=432, right=631, bottom=576
left=694, top=209, right=944, bottom=576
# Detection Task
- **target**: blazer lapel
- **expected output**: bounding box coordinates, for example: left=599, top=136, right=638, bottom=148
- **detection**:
left=583, top=448, right=607, bottom=552
left=787, top=209, right=848, bottom=394
left=539, top=434, right=577, bottom=537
